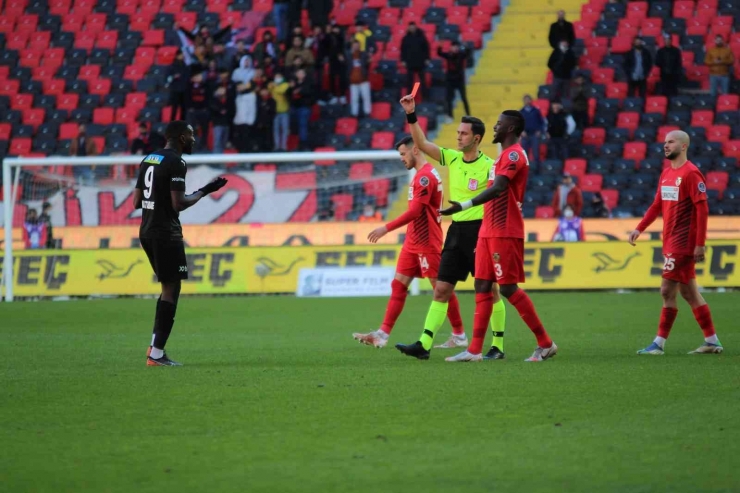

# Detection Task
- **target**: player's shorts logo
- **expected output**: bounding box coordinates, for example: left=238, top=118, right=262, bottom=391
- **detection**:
left=468, top=178, right=478, bottom=190
left=493, top=253, right=500, bottom=262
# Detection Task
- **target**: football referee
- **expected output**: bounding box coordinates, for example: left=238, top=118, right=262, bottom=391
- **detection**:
left=395, top=95, right=506, bottom=360
left=132, top=121, right=227, bottom=366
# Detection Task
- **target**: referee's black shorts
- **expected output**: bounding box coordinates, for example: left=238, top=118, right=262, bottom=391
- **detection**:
left=140, top=237, right=188, bottom=283
left=437, top=219, right=482, bottom=285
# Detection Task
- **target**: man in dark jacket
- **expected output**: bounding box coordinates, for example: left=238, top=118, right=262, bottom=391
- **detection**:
left=655, top=36, right=682, bottom=97
left=546, top=101, right=571, bottom=161
left=209, top=69, right=234, bottom=154
left=624, top=37, right=653, bottom=98
left=255, top=87, right=277, bottom=152
left=131, top=121, right=165, bottom=155
left=252, top=31, right=281, bottom=66
left=167, top=50, right=190, bottom=120
left=548, top=10, right=575, bottom=49
left=569, top=74, right=590, bottom=130
left=547, top=41, right=578, bottom=101
left=308, top=0, right=332, bottom=28
left=438, top=41, right=470, bottom=122
left=521, top=94, right=546, bottom=165
left=288, top=69, right=315, bottom=150
left=401, top=22, right=430, bottom=98
left=187, top=72, right=210, bottom=152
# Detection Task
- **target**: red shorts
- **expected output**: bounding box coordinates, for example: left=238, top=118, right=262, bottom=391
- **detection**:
left=396, top=249, right=440, bottom=279
left=475, top=237, right=525, bottom=284
left=662, top=253, right=695, bottom=285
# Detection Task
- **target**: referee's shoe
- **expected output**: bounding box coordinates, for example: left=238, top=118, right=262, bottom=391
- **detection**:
left=395, top=341, right=430, bottom=360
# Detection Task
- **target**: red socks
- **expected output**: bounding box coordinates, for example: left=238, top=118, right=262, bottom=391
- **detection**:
left=380, top=280, right=408, bottom=335
left=468, top=292, right=494, bottom=354
left=509, top=289, right=552, bottom=348
left=657, top=307, right=678, bottom=339
left=447, top=292, right=465, bottom=336
left=692, top=304, right=716, bottom=338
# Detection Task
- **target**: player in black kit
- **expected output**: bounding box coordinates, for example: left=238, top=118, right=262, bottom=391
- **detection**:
left=133, top=121, right=227, bottom=366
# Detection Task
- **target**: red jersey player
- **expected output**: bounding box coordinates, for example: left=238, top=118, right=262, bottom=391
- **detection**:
left=441, top=110, right=557, bottom=362
left=352, top=136, right=466, bottom=348
left=631, top=130, right=723, bottom=355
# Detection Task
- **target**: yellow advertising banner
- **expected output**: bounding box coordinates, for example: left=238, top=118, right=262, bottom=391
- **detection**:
left=3, top=216, right=740, bottom=250
left=2, top=241, right=739, bottom=297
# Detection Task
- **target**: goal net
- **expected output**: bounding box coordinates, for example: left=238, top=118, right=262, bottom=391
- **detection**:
left=1, top=150, right=411, bottom=301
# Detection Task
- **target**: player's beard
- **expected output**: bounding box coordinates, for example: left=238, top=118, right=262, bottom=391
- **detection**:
left=666, top=149, right=680, bottom=160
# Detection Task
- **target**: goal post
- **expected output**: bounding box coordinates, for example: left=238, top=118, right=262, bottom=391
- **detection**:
left=1, top=150, right=406, bottom=302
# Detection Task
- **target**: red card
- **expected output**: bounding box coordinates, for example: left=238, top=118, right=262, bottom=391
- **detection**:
left=411, top=82, right=420, bottom=98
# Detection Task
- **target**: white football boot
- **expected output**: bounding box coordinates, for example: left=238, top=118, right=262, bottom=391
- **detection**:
left=445, top=350, right=482, bottom=362
left=525, top=343, right=558, bottom=362
left=352, top=330, right=388, bottom=348
left=434, top=334, right=469, bottom=349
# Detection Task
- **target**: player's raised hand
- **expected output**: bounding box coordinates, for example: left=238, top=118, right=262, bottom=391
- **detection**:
left=694, top=245, right=706, bottom=263
left=628, top=229, right=640, bottom=246
left=199, top=176, right=228, bottom=195
left=368, top=226, right=388, bottom=243
left=440, top=201, right=462, bottom=216
left=399, top=94, right=416, bottom=114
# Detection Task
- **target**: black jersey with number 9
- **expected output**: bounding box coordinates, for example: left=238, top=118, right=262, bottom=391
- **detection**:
left=135, top=148, right=187, bottom=239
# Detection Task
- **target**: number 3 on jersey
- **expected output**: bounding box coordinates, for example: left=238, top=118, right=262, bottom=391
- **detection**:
left=143, top=166, right=154, bottom=199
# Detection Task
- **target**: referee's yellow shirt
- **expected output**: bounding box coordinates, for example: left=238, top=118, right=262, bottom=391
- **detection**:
left=438, top=147, right=494, bottom=222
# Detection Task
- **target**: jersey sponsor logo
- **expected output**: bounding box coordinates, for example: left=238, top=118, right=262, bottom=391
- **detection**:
left=172, top=177, right=185, bottom=182
left=468, top=178, right=478, bottom=190
left=592, top=251, right=641, bottom=273
left=508, top=151, right=519, bottom=162
left=698, top=182, right=706, bottom=193
left=661, top=186, right=679, bottom=201
left=143, top=154, right=164, bottom=164
left=419, top=176, right=429, bottom=187
left=142, top=200, right=155, bottom=210
left=96, top=258, right=144, bottom=280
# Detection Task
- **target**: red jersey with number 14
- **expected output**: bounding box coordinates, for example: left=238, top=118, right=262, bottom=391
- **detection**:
left=404, top=163, right=444, bottom=254
left=479, top=143, right=529, bottom=239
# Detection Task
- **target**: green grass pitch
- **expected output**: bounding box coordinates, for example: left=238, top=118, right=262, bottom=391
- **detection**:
left=1, top=291, right=738, bottom=493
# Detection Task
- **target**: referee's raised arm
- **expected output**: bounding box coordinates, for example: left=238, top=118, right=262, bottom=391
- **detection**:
left=400, top=94, right=441, bottom=163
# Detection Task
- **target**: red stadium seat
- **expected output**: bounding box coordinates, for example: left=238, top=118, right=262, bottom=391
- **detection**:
left=142, top=30, right=165, bottom=47
left=606, top=82, right=628, bottom=99
left=591, top=68, right=615, bottom=84
left=43, top=48, right=66, bottom=67
left=115, top=107, right=139, bottom=124
left=251, top=0, right=273, bottom=13
left=161, top=0, right=184, bottom=14
left=96, top=30, right=118, bottom=50
left=28, top=31, right=51, bottom=51
left=331, top=193, right=354, bottom=221
left=22, top=108, right=45, bottom=127
left=657, top=126, right=680, bottom=142
left=130, top=13, right=154, bottom=32
left=16, top=14, right=39, bottom=34
left=78, top=65, right=101, bottom=81
left=139, top=0, right=162, bottom=14
left=610, top=36, right=633, bottom=54
left=723, top=140, right=740, bottom=160
left=93, top=107, right=114, bottom=125
left=564, top=159, right=587, bottom=178
left=627, top=1, right=648, bottom=18
left=349, top=162, right=374, bottom=180
left=370, top=102, right=391, bottom=120
left=617, top=112, right=640, bottom=133
left=0, top=123, right=11, bottom=140
left=600, top=190, right=619, bottom=210
left=717, top=94, right=739, bottom=112
left=59, top=122, right=80, bottom=139
left=535, top=206, right=555, bottom=219
left=9, top=138, right=32, bottom=156
left=580, top=174, right=604, bottom=193
left=706, top=125, right=731, bottom=143
left=673, top=0, right=695, bottom=19
left=371, top=131, right=395, bottom=150
left=134, top=47, right=156, bottom=66
left=378, top=7, right=401, bottom=26
left=56, top=93, right=79, bottom=111
left=156, top=46, right=179, bottom=65
left=690, top=110, right=715, bottom=128
left=687, top=25, right=708, bottom=36
left=645, top=96, right=668, bottom=115
left=11, top=93, right=33, bottom=110
left=0, top=79, right=20, bottom=96
left=73, top=0, right=96, bottom=14
left=42, top=78, right=66, bottom=96
left=19, top=49, right=43, bottom=68
left=123, top=65, right=147, bottom=81
left=705, top=171, right=728, bottom=193
left=88, top=79, right=112, bottom=96
left=642, top=17, right=663, bottom=30
left=583, top=127, right=606, bottom=146
left=624, top=142, right=647, bottom=161
left=125, top=92, right=148, bottom=109
left=32, top=66, right=56, bottom=82
left=364, top=179, right=391, bottom=207
left=6, top=32, right=30, bottom=50
left=75, top=31, right=96, bottom=50
left=533, top=98, right=549, bottom=117
left=334, top=117, right=358, bottom=137
left=117, top=0, right=138, bottom=15
left=85, top=13, right=107, bottom=33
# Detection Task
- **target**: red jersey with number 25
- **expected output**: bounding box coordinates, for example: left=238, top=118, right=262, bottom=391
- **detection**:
left=654, top=161, right=707, bottom=256
left=405, top=163, right=444, bottom=254
left=479, top=143, right=529, bottom=239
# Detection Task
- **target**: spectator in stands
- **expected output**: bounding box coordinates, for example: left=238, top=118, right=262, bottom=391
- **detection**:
left=655, top=35, right=682, bottom=97
left=326, top=25, right=349, bottom=104
left=39, top=202, right=55, bottom=249
left=521, top=94, right=546, bottom=166
left=546, top=101, right=575, bottom=161
left=166, top=50, right=190, bottom=121
left=23, top=209, right=47, bottom=250
left=287, top=0, right=303, bottom=38
left=210, top=78, right=234, bottom=154
left=591, top=191, right=610, bottom=218
left=706, top=35, right=735, bottom=97
left=624, top=37, right=653, bottom=98
left=261, top=55, right=278, bottom=81
left=270, top=73, right=291, bottom=151
left=286, top=36, right=316, bottom=68
left=548, top=10, right=575, bottom=50
left=569, top=74, right=590, bottom=130
left=348, top=40, right=371, bottom=117
left=70, top=124, right=98, bottom=185
left=358, top=204, right=382, bottom=222
left=186, top=73, right=210, bottom=152
left=229, top=40, right=249, bottom=70
left=308, top=0, right=333, bottom=29
left=252, top=31, right=281, bottom=66
left=353, top=22, right=376, bottom=54
left=318, top=207, right=334, bottom=221
left=307, top=25, right=328, bottom=100
left=438, top=41, right=471, bottom=123
left=233, top=80, right=257, bottom=153
left=401, top=22, right=431, bottom=99
left=273, top=0, right=290, bottom=43
left=547, top=41, right=577, bottom=100
left=255, top=87, right=277, bottom=152
left=288, top=68, right=316, bottom=150
left=552, top=173, right=583, bottom=217
left=131, top=122, right=164, bottom=156
left=232, top=55, right=254, bottom=85
left=552, top=205, right=584, bottom=242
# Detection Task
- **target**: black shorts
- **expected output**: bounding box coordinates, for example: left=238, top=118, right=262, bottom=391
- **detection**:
left=437, top=219, right=482, bottom=285
left=140, top=237, right=188, bottom=283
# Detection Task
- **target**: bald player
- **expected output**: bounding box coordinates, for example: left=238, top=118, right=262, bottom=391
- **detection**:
left=631, top=130, right=723, bottom=355
left=441, top=110, right=557, bottom=362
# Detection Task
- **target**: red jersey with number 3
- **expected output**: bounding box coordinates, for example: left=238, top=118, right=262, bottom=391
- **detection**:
left=404, top=163, right=444, bottom=254
left=653, top=161, right=707, bottom=256
left=479, top=143, right=529, bottom=239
